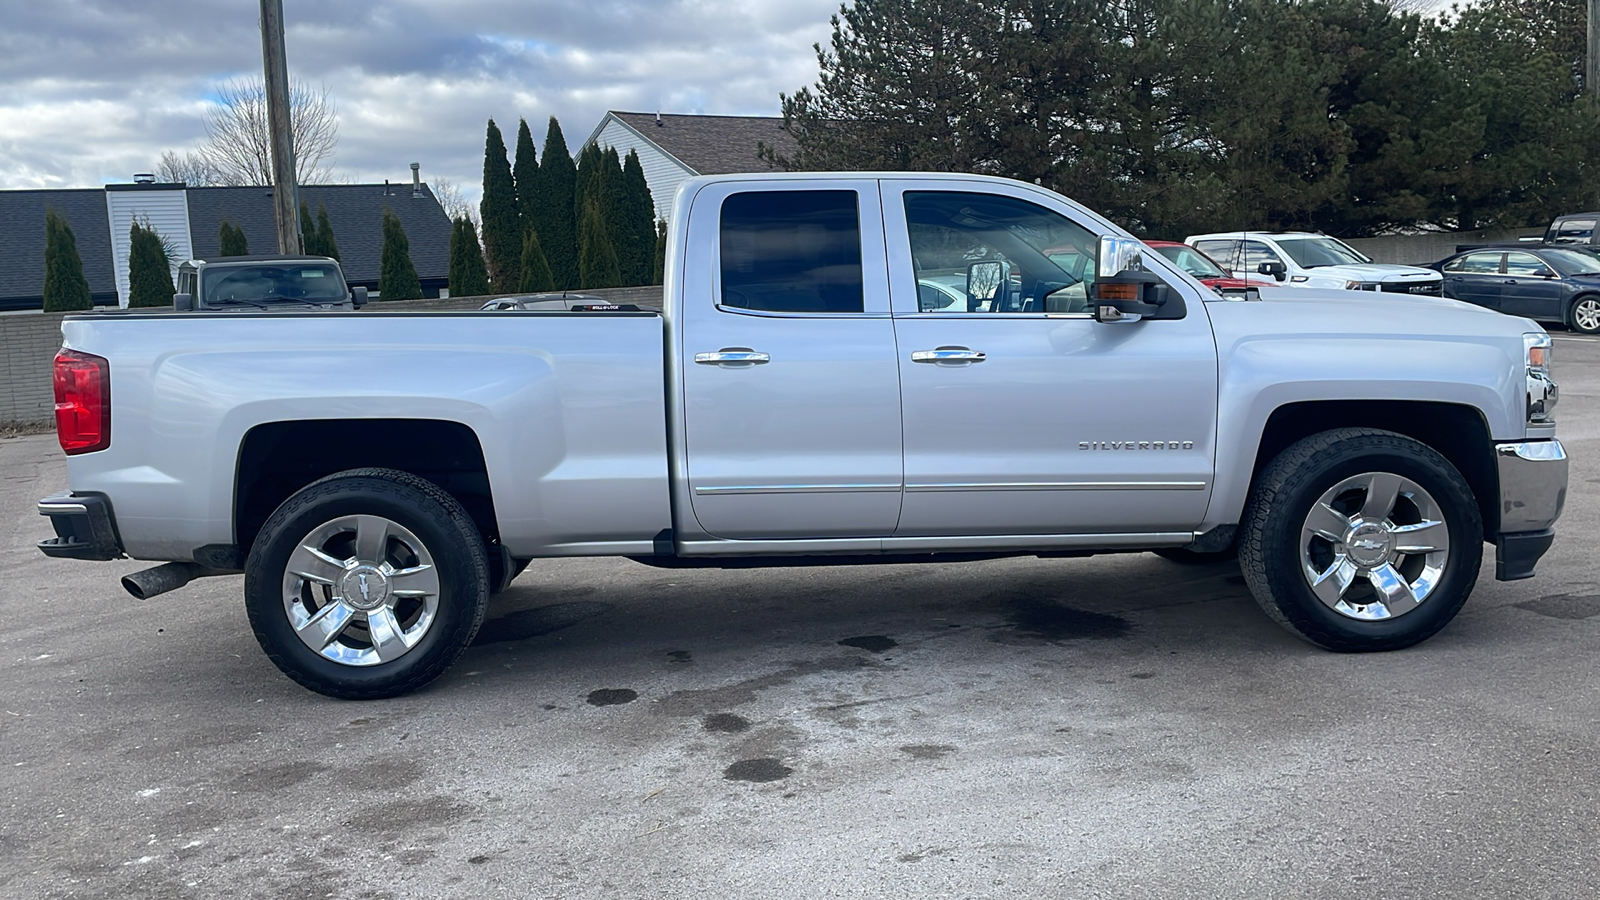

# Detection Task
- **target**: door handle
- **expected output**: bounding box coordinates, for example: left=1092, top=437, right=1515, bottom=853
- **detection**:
left=911, top=347, right=986, bottom=364
left=694, top=348, right=770, bottom=366
left=1504, top=279, right=1519, bottom=284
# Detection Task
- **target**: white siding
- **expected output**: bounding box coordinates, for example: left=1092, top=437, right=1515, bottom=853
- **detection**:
left=105, top=189, right=193, bottom=308
left=589, top=117, right=696, bottom=222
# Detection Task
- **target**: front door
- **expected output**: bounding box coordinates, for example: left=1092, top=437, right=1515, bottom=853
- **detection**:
left=1500, top=251, right=1564, bottom=320
left=883, top=181, right=1219, bottom=537
left=679, top=181, right=903, bottom=540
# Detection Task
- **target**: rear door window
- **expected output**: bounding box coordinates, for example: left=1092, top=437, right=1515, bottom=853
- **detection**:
left=720, top=191, right=864, bottom=313
left=1444, top=252, right=1503, bottom=274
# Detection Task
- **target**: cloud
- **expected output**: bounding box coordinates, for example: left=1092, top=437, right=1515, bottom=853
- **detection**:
left=0, top=0, right=837, bottom=201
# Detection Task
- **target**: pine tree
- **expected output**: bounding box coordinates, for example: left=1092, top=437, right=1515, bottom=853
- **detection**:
left=518, top=227, right=556, bottom=292
left=448, top=216, right=491, bottom=298
left=513, top=118, right=540, bottom=235
left=379, top=209, right=423, bottom=301
left=574, top=143, right=606, bottom=219
left=42, top=211, right=93, bottom=312
left=577, top=199, right=621, bottom=288
left=315, top=203, right=340, bottom=260
left=127, top=219, right=176, bottom=308
left=652, top=218, right=668, bottom=285
left=598, top=147, right=631, bottom=282
left=620, top=150, right=657, bottom=285
left=299, top=201, right=320, bottom=255
left=531, top=117, right=579, bottom=291
left=480, top=118, right=521, bottom=292
left=218, top=220, right=249, bottom=256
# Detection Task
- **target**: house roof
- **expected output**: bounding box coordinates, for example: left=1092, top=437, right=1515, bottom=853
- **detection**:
left=607, top=112, right=797, bottom=175
left=0, top=189, right=117, bottom=305
left=186, top=183, right=451, bottom=286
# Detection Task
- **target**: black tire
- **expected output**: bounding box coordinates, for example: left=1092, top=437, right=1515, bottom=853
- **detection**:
left=1239, top=428, right=1482, bottom=652
left=1153, top=544, right=1239, bottom=565
left=244, top=468, right=490, bottom=699
left=1568, top=295, right=1600, bottom=335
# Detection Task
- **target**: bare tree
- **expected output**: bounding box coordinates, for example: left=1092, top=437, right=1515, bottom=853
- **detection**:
left=430, top=176, right=477, bottom=228
left=164, top=77, right=340, bottom=186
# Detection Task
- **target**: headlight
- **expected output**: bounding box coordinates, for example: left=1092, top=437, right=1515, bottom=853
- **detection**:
left=1343, top=280, right=1377, bottom=290
left=1525, top=332, right=1557, bottom=424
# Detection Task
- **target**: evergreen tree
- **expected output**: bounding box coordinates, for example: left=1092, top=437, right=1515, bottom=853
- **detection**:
left=315, top=203, right=340, bottom=260
left=127, top=219, right=176, bottom=308
left=42, top=211, right=92, bottom=312
left=378, top=209, right=423, bottom=301
left=218, top=220, right=249, bottom=256
left=598, top=147, right=631, bottom=281
left=577, top=200, right=621, bottom=288
left=518, top=227, right=556, bottom=292
left=531, top=117, right=579, bottom=290
left=620, top=150, right=657, bottom=285
left=574, top=143, right=607, bottom=220
left=448, top=216, right=491, bottom=297
left=299, top=201, right=320, bottom=255
left=652, top=218, right=668, bottom=286
left=480, top=118, right=521, bottom=291
left=512, top=118, right=540, bottom=234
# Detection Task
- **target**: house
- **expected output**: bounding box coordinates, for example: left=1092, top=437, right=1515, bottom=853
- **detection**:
left=0, top=175, right=452, bottom=312
left=582, top=112, right=799, bottom=221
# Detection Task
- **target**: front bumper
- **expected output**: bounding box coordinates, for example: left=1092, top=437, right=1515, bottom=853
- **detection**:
left=1494, top=440, right=1567, bottom=580
left=37, top=491, right=124, bottom=561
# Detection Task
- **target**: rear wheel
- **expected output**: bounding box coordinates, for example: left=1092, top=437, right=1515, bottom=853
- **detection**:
left=244, top=468, right=490, bottom=699
left=1239, top=428, right=1482, bottom=651
left=1569, top=295, right=1600, bottom=334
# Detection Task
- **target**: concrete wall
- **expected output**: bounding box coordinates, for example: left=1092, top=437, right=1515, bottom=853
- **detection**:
left=1344, top=227, right=1541, bottom=266
left=0, top=286, right=667, bottom=424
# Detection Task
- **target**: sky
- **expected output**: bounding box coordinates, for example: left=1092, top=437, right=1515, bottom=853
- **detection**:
left=0, top=0, right=840, bottom=203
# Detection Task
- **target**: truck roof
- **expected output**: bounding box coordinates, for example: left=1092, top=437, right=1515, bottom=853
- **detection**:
left=183, top=255, right=340, bottom=265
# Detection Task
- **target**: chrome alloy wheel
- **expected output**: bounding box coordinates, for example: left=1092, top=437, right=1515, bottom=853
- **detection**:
left=1574, top=298, right=1600, bottom=333
left=1299, top=472, right=1450, bottom=621
left=281, top=515, right=441, bottom=666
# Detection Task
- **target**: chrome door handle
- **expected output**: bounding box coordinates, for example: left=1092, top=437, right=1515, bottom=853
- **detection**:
left=694, top=349, right=770, bottom=366
left=911, top=348, right=986, bottom=363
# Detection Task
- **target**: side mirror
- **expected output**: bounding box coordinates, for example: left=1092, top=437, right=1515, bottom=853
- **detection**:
left=351, top=286, right=369, bottom=308
left=1257, top=261, right=1288, bottom=282
left=173, top=293, right=194, bottom=311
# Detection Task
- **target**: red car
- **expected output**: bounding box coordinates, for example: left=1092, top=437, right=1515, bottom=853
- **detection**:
left=1145, top=240, right=1275, bottom=290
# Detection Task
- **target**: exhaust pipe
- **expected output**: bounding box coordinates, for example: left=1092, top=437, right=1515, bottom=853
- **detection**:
left=121, top=562, right=229, bottom=600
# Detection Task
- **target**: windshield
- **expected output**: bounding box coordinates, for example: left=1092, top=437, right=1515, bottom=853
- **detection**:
left=1542, top=247, right=1600, bottom=276
left=1151, top=244, right=1227, bottom=279
left=1274, top=237, right=1369, bottom=268
left=203, top=263, right=348, bottom=305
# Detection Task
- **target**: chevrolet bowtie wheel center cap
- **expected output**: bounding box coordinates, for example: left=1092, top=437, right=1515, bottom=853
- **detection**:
left=1344, top=522, right=1393, bottom=568
left=339, top=565, right=391, bottom=611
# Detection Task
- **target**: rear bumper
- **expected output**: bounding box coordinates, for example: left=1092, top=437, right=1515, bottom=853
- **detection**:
left=1493, top=439, right=1567, bottom=581
left=37, top=491, right=124, bottom=561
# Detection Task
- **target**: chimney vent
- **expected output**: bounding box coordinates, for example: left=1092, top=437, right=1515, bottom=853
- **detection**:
left=411, top=162, right=422, bottom=198
left=655, top=111, right=662, bottom=127
left=133, top=173, right=156, bottom=184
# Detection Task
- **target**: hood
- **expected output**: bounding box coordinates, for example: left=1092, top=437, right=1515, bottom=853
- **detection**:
left=1301, top=263, right=1441, bottom=283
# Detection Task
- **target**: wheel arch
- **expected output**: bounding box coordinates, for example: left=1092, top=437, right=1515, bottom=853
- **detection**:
left=235, top=419, right=499, bottom=561
left=1242, top=401, right=1499, bottom=537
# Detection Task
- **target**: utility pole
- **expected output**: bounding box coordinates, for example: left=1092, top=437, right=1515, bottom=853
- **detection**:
left=260, top=0, right=302, bottom=254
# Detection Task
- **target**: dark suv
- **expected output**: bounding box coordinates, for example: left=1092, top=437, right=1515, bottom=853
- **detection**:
left=173, top=255, right=367, bottom=311
left=1542, top=213, right=1600, bottom=247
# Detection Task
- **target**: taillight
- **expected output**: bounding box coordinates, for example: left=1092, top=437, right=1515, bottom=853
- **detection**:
left=53, top=349, right=110, bottom=454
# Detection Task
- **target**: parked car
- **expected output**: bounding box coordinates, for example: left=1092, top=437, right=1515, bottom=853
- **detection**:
left=39, top=172, right=1565, bottom=699
left=1431, top=245, right=1600, bottom=334
left=1186, top=231, right=1442, bottom=295
left=174, top=255, right=365, bottom=311
left=1541, top=212, right=1600, bottom=248
left=1144, top=240, right=1274, bottom=292
left=480, top=293, right=610, bottom=311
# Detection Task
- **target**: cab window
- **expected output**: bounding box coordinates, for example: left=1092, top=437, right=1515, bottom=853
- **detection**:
left=719, top=190, right=864, bottom=313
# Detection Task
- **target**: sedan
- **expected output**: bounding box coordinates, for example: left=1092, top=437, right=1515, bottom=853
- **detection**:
left=1432, top=246, right=1600, bottom=334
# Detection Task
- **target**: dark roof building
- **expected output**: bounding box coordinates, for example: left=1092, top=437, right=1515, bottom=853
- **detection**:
left=0, top=178, right=452, bottom=311
left=583, top=112, right=799, bottom=221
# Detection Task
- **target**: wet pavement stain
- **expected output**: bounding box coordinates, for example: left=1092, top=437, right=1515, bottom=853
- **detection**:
left=703, top=713, right=752, bottom=733
left=899, top=744, right=957, bottom=760
left=655, top=656, right=874, bottom=717
left=667, top=650, right=693, bottom=665
left=724, top=758, right=792, bottom=782
left=839, top=635, right=897, bottom=653
left=1517, top=593, right=1600, bottom=620
left=587, top=688, right=639, bottom=706
left=473, top=601, right=613, bottom=645
left=1129, top=672, right=1157, bottom=679
left=1003, top=599, right=1130, bottom=643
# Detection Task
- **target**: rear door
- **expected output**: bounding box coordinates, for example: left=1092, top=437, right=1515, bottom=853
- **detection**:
left=1441, top=251, right=1505, bottom=310
left=678, top=180, right=903, bottom=540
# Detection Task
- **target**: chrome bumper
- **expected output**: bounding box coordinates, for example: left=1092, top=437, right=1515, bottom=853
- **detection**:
left=1493, top=440, right=1567, bottom=581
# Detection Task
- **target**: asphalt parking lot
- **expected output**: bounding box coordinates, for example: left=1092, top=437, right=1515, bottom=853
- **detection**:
left=3, top=337, right=1599, bottom=900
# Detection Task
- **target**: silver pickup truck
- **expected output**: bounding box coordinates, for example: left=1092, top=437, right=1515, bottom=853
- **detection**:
left=38, top=172, right=1568, bottom=699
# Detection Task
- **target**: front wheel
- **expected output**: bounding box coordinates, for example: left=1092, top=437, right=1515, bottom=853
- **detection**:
left=1569, top=295, right=1600, bottom=335
left=1239, top=428, right=1482, bottom=651
left=244, top=468, right=490, bottom=699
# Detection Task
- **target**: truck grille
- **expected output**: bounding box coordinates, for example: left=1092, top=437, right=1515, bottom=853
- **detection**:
left=1382, top=281, right=1442, bottom=296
